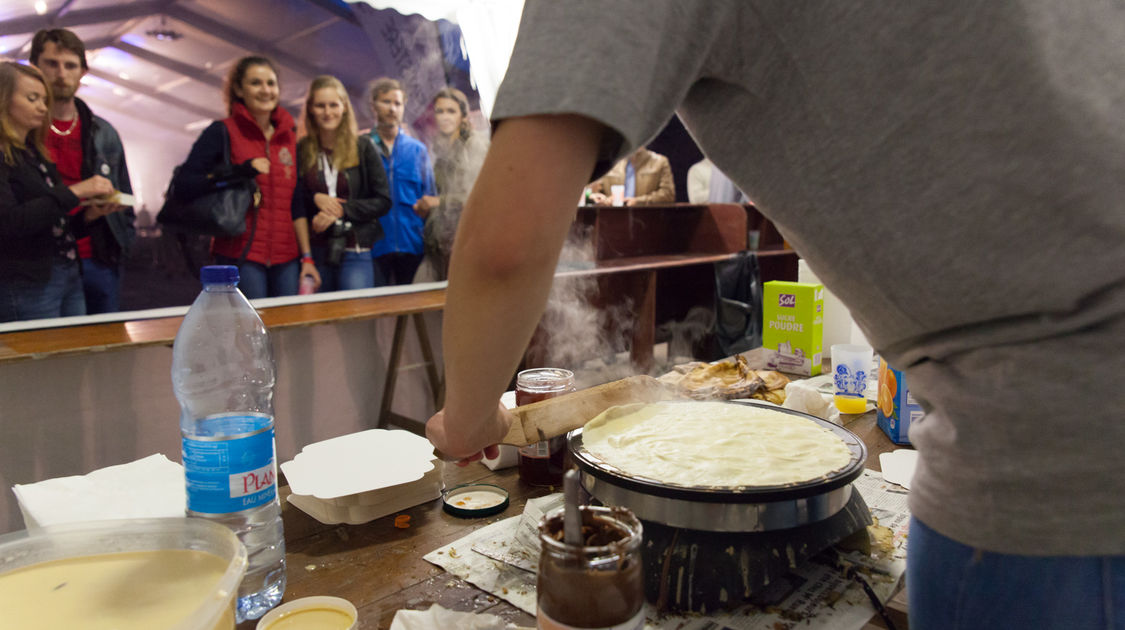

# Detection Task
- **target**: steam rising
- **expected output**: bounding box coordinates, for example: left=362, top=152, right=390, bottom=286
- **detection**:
left=422, top=128, right=491, bottom=280
left=529, top=227, right=639, bottom=389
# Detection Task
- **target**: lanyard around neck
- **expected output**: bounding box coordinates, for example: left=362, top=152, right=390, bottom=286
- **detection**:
left=319, top=151, right=338, bottom=198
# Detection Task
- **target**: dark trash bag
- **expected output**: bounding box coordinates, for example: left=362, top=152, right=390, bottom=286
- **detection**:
left=713, top=250, right=762, bottom=356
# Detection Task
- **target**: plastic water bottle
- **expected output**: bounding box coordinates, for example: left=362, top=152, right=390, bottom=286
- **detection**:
left=171, top=265, right=286, bottom=622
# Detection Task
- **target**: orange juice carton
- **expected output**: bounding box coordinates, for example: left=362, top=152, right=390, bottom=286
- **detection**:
left=876, top=358, right=922, bottom=445
left=762, top=281, right=824, bottom=376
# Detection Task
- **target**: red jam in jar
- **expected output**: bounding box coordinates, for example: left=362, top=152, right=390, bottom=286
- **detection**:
left=516, top=368, right=576, bottom=487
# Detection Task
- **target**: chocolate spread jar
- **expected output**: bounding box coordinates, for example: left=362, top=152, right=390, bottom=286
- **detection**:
left=537, top=505, right=643, bottom=629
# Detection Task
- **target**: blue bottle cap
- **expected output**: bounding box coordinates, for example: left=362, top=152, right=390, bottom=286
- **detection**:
left=200, top=265, right=239, bottom=285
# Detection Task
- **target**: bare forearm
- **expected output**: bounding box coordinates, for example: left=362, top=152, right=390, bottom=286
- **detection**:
left=434, top=115, right=603, bottom=457
left=293, top=218, right=312, bottom=254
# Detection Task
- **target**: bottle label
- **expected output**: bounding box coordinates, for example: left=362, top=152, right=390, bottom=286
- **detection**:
left=182, top=413, right=277, bottom=514
left=537, top=609, right=644, bottom=630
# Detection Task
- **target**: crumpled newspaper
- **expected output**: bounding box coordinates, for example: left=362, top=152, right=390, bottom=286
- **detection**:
left=389, top=604, right=532, bottom=630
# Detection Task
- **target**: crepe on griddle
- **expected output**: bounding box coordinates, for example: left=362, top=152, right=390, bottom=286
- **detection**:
left=581, top=400, right=852, bottom=487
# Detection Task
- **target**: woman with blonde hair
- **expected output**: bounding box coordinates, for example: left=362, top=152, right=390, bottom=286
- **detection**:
left=0, top=61, right=115, bottom=322
left=291, top=75, right=390, bottom=292
left=412, top=86, right=488, bottom=281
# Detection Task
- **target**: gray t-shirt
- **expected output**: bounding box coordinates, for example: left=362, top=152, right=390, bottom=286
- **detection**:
left=493, top=1, right=1125, bottom=555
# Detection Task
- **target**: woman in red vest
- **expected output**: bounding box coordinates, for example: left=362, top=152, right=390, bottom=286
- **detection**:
left=173, top=56, right=300, bottom=298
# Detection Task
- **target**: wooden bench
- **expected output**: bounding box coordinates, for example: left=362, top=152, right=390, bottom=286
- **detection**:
left=527, top=203, right=798, bottom=371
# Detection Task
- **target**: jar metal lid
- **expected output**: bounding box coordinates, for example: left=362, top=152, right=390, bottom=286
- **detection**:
left=442, top=483, right=510, bottom=518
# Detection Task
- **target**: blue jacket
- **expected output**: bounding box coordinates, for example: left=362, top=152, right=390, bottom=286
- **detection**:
left=368, top=129, right=434, bottom=257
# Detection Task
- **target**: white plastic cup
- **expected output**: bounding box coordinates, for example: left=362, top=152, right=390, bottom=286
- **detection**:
left=831, top=343, right=873, bottom=414
left=610, top=184, right=625, bottom=206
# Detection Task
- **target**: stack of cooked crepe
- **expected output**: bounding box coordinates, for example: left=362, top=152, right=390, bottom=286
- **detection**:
left=659, top=355, right=790, bottom=404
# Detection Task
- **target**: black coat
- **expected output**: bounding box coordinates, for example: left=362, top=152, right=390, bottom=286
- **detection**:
left=74, top=97, right=135, bottom=266
left=290, top=135, right=391, bottom=249
left=0, top=147, right=84, bottom=284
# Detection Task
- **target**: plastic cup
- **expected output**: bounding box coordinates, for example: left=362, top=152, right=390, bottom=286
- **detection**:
left=831, top=343, right=873, bottom=414
left=610, top=184, right=625, bottom=206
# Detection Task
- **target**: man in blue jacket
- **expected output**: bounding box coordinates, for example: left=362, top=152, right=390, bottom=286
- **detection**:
left=366, top=78, right=435, bottom=285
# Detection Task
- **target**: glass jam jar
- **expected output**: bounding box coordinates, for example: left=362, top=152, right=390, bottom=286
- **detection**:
left=537, top=505, right=644, bottom=629
left=516, top=368, right=576, bottom=487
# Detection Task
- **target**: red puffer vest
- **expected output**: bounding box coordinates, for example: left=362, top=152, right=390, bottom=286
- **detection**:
left=211, top=102, right=299, bottom=265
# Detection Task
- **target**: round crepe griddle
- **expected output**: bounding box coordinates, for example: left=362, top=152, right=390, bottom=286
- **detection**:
left=568, top=400, right=867, bottom=532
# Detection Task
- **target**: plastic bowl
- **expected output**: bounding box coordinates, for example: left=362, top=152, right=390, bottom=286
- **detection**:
left=0, top=517, right=247, bottom=630
left=255, top=595, right=358, bottom=630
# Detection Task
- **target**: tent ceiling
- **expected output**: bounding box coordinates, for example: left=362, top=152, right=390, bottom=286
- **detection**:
left=1, top=0, right=388, bottom=132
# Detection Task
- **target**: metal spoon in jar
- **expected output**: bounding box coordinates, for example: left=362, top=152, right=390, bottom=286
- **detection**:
left=563, top=469, right=583, bottom=546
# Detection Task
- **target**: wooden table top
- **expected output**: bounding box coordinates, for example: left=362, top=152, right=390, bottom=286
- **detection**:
left=0, top=289, right=447, bottom=364
left=238, top=409, right=903, bottom=630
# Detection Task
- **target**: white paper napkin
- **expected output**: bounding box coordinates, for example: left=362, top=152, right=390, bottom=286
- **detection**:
left=781, top=375, right=843, bottom=425
left=390, top=604, right=531, bottom=630
left=11, top=453, right=186, bottom=531
left=483, top=391, right=520, bottom=470
left=878, top=449, right=919, bottom=489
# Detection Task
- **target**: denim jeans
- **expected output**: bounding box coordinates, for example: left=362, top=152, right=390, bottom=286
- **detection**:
left=0, top=260, right=86, bottom=323
left=908, top=517, right=1125, bottom=630
left=311, top=247, right=374, bottom=292
left=213, top=256, right=299, bottom=299
left=80, top=258, right=121, bottom=314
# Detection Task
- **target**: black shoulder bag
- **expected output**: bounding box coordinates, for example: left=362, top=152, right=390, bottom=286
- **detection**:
left=158, top=122, right=261, bottom=276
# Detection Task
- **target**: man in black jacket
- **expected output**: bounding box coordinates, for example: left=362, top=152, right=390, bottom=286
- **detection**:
left=31, top=28, right=134, bottom=314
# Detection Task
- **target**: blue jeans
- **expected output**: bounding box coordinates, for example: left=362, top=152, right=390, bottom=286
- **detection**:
left=312, top=247, right=374, bottom=292
left=80, top=258, right=121, bottom=314
left=0, top=261, right=86, bottom=323
left=213, top=256, right=299, bottom=299
left=908, top=517, right=1125, bottom=630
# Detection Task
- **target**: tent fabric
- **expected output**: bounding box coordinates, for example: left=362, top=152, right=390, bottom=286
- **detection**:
left=352, top=0, right=525, bottom=119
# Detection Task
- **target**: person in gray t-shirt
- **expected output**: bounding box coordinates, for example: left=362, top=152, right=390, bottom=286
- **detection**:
left=425, top=2, right=1125, bottom=627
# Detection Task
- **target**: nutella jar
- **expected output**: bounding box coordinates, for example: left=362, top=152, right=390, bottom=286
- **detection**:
left=537, top=505, right=644, bottom=630
left=516, top=368, right=576, bottom=486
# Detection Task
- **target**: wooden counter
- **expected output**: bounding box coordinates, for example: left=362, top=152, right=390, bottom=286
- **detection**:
left=0, top=203, right=795, bottom=369
left=0, top=289, right=447, bottom=364
left=244, top=409, right=906, bottom=630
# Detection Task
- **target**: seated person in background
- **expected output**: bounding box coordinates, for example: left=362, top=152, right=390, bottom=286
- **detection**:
left=292, top=75, right=391, bottom=293
left=588, top=145, right=673, bottom=206
left=687, top=157, right=749, bottom=204
left=412, top=87, right=490, bottom=282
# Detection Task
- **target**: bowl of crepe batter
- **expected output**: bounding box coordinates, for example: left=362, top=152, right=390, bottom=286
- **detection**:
left=0, top=517, right=247, bottom=630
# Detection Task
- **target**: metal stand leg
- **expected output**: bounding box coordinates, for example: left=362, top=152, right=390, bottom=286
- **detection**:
left=377, top=313, right=445, bottom=433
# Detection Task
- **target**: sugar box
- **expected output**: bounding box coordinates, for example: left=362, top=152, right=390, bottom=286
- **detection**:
left=762, top=281, right=824, bottom=376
